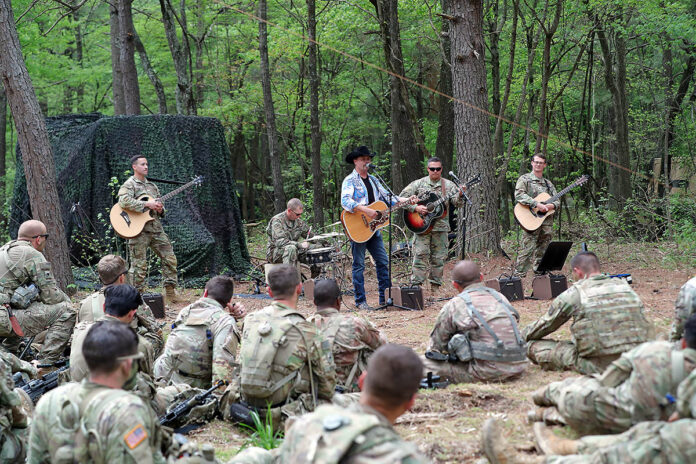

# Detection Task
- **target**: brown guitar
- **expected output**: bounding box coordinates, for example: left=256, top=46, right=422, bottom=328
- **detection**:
left=513, top=175, right=588, bottom=232
left=110, top=176, right=204, bottom=239
left=341, top=198, right=416, bottom=243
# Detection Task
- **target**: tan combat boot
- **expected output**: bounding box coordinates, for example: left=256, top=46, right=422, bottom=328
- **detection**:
left=531, top=386, right=552, bottom=406
left=480, top=418, right=544, bottom=464
left=533, top=423, right=578, bottom=456
left=526, top=407, right=566, bottom=426
left=165, top=285, right=184, bottom=304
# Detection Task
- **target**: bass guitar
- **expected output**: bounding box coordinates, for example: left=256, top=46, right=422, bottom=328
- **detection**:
left=341, top=197, right=418, bottom=243
left=110, top=176, right=204, bottom=239
left=403, top=175, right=482, bottom=235
left=513, top=174, right=589, bottom=232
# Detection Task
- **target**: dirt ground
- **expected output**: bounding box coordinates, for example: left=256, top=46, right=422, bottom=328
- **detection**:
left=159, top=241, right=692, bottom=463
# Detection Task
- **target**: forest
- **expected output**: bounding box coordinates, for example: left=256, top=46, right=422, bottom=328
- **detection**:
left=1, top=0, right=696, bottom=258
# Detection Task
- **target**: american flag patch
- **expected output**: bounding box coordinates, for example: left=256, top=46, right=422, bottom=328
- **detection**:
left=123, top=424, right=148, bottom=449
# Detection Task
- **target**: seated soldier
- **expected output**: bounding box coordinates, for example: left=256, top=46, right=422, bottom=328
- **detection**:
left=308, top=279, right=386, bottom=392
left=238, top=264, right=336, bottom=422
left=527, top=314, right=696, bottom=435
left=670, top=275, right=696, bottom=342
left=523, top=251, right=652, bottom=375
left=0, top=220, right=75, bottom=366
left=482, top=416, right=696, bottom=464
left=0, top=351, right=36, bottom=463
left=266, top=198, right=323, bottom=267
left=28, top=321, right=166, bottom=463
left=154, top=276, right=245, bottom=389
left=422, top=260, right=527, bottom=383
left=230, top=344, right=430, bottom=464
left=78, top=254, right=163, bottom=356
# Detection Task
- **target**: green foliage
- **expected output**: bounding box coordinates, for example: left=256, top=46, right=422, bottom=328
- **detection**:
left=238, top=407, right=284, bottom=451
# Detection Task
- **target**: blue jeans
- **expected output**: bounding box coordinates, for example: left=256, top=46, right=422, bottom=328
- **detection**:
left=351, top=231, right=391, bottom=305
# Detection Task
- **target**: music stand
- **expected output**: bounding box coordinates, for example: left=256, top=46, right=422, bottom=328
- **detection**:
left=535, top=241, right=573, bottom=274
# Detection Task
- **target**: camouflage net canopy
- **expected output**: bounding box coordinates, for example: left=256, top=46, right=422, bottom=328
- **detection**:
left=10, top=113, right=251, bottom=288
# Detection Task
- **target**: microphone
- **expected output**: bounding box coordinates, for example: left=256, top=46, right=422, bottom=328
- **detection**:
left=366, top=163, right=375, bottom=171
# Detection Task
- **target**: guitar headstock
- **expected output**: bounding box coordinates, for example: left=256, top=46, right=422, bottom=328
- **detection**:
left=575, top=174, right=589, bottom=186
left=466, top=175, right=482, bottom=188
left=192, top=175, right=204, bottom=186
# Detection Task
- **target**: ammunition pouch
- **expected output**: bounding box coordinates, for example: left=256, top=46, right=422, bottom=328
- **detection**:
left=10, top=284, right=39, bottom=310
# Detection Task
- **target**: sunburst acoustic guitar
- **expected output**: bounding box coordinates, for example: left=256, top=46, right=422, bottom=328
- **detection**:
left=110, top=176, right=204, bottom=239
left=513, top=175, right=589, bottom=232
left=341, top=197, right=418, bottom=243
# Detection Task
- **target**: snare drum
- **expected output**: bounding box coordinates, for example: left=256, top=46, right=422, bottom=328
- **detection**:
left=306, top=247, right=333, bottom=265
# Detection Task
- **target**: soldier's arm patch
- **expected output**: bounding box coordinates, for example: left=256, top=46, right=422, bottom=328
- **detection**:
left=123, top=424, right=148, bottom=449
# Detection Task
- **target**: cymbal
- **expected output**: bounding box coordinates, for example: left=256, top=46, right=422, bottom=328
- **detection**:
left=305, top=232, right=343, bottom=242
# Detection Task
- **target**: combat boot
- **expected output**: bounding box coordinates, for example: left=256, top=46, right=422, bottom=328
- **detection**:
left=480, top=418, right=544, bottom=464
left=533, top=423, right=578, bottom=456
left=526, top=407, right=566, bottom=426
left=165, top=285, right=184, bottom=304
left=531, top=386, right=552, bottom=406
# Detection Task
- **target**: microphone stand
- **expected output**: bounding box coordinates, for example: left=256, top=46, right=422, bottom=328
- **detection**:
left=368, top=166, right=418, bottom=311
left=449, top=171, right=472, bottom=260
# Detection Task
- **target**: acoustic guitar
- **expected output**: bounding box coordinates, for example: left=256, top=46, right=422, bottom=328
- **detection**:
left=513, top=175, right=589, bottom=232
left=110, top=176, right=204, bottom=239
left=403, top=175, right=481, bottom=235
left=341, top=198, right=418, bottom=243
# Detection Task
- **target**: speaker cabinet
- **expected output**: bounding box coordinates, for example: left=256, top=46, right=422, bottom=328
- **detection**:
left=532, top=274, right=568, bottom=300
left=485, top=276, right=524, bottom=301
left=142, top=293, right=165, bottom=319
left=389, top=286, right=424, bottom=310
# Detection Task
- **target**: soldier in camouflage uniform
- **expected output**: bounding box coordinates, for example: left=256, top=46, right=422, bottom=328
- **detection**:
left=514, top=153, right=559, bottom=277
left=0, top=220, right=75, bottom=365
left=422, top=260, right=527, bottom=383
left=118, top=155, right=179, bottom=302
left=229, top=344, right=431, bottom=464
left=154, top=276, right=244, bottom=389
left=528, top=316, right=696, bottom=435
left=28, top=320, right=167, bottom=463
left=670, top=276, right=696, bottom=342
left=523, top=252, right=652, bottom=375
left=0, top=351, right=36, bottom=463
left=482, top=416, right=696, bottom=464
left=266, top=198, right=320, bottom=267
left=79, top=254, right=163, bottom=356
left=238, top=264, right=336, bottom=422
left=308, top=279, right=386, bottom=392
left=399, top=157, right=465, bottom=291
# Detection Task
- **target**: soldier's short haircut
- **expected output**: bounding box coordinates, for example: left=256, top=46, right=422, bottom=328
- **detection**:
left=97, top=254, right=128, bottom=285
left=364, top=344, right=423, bottom=408
left=313, top=279, right=341, bottom=307
left=684, top=315, right=696, bottom=349
left=532, top=153, right=547, bottom=162
left=83, top=320, right=138, bottom=374
left=104, top=284, right=142, bottom=318
left=287, top=198, right=303, bottom=211
left=130, top=155, right=146, bottom=165
left=570, top=252, right=600, bottom=274
left=17, top=220, right=46, bottom=240
left=267, top=264, right=300, bottom=299
left=205, top=276, right=235, bottom=307
left=452, top=260, right=480, bottom=288
left=427, top=157, right=442, bottom=165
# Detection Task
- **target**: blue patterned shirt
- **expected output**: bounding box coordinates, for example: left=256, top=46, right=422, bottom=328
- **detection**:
left=340, top=169, right=399, bottom=212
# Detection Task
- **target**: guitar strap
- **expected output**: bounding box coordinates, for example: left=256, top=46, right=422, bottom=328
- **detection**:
left=441, top=179, right=446, bottom=201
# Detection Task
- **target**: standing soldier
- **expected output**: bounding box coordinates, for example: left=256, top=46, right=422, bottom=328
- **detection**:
left=266, top=198, right=315, bottom=268
left=308, top=279, right=386, bottom=392
left=0, top=220, right=75, bottom=366
left=670, top=276, right=696, bottom=342
left=523, top=252, right=652, bottom=375
left=400, top=157, right=466, bottom=293
left=513, top=153, right=559, bottom=277
left=118, top=155, right=180, bottom=303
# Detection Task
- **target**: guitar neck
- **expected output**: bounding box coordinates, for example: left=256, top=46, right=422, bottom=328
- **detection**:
left=159, top=179, right=199, bottom=202
left=431, top=177, right=480, bottom=208
left=546, top=180, right=581, bottom=204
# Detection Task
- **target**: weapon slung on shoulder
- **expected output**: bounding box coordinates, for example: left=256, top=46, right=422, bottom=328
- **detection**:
left=159, top=379, right=227, bottom=428
left=19, top=359, right=70, bottom=404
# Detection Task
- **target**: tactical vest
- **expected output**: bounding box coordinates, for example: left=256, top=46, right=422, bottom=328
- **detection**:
left=281, top=404, right=411, bottom=464
left=448, top=287, right=527, bottom=363
left=0, top=242, right=28, bottom=294
left=168, top=308, right=225, bottom=383
left=571, top=277, right=650, bottom=358
left=240, top=306, right=310, bottom=406
left=311, top=313, right=361, bottom=390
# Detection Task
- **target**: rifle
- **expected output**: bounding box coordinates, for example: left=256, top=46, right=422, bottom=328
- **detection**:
left=419, top=372, right=450, bottom=390
left=159, top=380, right=226, bottom=428
left=15, top=359, right=70, bottom=404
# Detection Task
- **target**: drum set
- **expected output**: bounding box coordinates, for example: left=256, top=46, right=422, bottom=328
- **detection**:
left=301, top=227, right=351, bottom=290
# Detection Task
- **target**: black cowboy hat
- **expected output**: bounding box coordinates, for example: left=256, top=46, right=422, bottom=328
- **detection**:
left=345, top=145, right=375, bottom=164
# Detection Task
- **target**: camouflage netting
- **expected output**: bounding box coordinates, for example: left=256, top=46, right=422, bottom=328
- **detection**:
left=10, top=113, right=251, bottom=288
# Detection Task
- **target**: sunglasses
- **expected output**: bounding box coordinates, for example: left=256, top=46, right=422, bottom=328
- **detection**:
left=428, top=167, right=442, bottom=172
left=32, top=234, right=49, bottom=239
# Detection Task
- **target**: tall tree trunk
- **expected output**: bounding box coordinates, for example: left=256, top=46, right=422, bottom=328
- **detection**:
left=118, top=0, right=140, bottom=115
left=0, top=0, right=73, bottom=289
left=451, top=0, right=500, bottom=253
left=372, top=0, right=428, bottom=192
left=258, top=0, right=286, bottom=213
left=307, top=0, right=324, bottom=227
left=435, top=0, right=455, bottom=175
left=133, top=30, right=168, bottom=113
left=159, top=0, right=197, bottom=114
left=110, top=3, right=126, bottom=115
left=0, top=83, right=6, bottom=217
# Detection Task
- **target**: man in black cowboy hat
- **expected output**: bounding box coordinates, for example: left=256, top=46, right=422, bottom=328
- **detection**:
left=340, top=146, right=416, bottom=310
